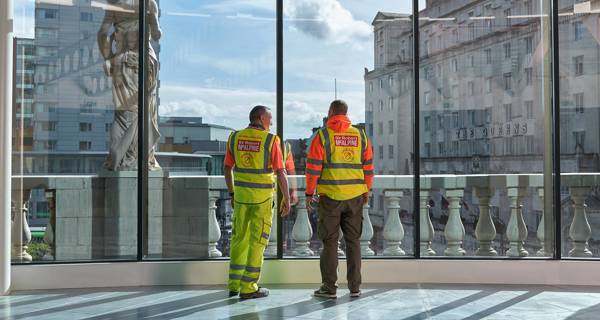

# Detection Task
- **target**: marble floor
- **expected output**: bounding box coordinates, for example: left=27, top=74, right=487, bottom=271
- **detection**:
left=1, top=284, right=600, bottom=319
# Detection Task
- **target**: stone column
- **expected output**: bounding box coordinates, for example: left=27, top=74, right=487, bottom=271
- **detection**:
left=419, top=191, right=435, bottom=256
left=291, top=193, right=314, bottom=256
left=207, top=191, right=222, bottom=257
left=535, top=188, right=546, bottom=257
left=475, top=188, right=497, bottom=256
left=568, top=187, right=592, bottom=257
left=383, top=191, right=405, bottom=256
left=506, top=187, right=529, bottom=257
left=360, top=196, right=375, bottom=256
left=444, top=189, right=466, bottom=256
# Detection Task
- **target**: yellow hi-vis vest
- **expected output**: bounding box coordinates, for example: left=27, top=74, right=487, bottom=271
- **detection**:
left=284, top=141, right=291, bottom=162
left=317, top=125, right=368, bottom=201
left=229, top=128, right=277, bottom=204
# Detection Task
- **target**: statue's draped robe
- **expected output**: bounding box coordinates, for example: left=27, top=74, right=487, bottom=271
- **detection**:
left=98, top=2, right=161, bottom=171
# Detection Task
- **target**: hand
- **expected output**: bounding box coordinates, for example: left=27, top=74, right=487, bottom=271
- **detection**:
left=361, top=193, right=370, bottom=206
left=290, top=190, right=299, bottom=206
left=306, top=195, right=316, bottom=211
left=280, top=196, right=291, bottom=217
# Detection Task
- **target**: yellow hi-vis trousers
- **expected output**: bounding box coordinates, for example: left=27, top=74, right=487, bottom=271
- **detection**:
left=228, top=198, right=273, bottom=294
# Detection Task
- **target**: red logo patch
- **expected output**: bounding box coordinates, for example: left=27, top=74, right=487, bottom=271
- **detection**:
left=334, top=135, right=359, bottom=147
left=237, top=140, right=261, bottom=152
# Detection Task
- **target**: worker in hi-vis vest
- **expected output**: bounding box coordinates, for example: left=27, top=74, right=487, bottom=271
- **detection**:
left=224, top=105, right=291, bottom=299
left=305, top=100, right=374, bottom=299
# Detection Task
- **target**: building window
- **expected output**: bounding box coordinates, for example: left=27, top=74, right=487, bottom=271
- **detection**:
left=437, top=114, right=444, bottom=128
left=79, top=141, right=92, bottom=151
left=379, top=100, right=384, bottom=111
left=525, top=37, right=533, bottom=54
left=574, top=56, right=584, bottom=76
left=388, top=120, right=394, bottom=135
left=486, top=78, right=492, bottom=93
left=504, top=8, right=511, bottom=27
left=368, top=102, right=373, bottom=112
left=436, top=87, right=442, bottom=101
left=424, top=143, right=431, bottom=157
left=424, top=91, right=431, bottom=105
left=504, top=73, right=512, bottom=90
left=424, top=40, right=430, bottom=56
left=80, top=123, right=92, bottom=132
left=468, top=23, right=475, bottom=40
left=525, top=68, right=533, bottom=85
left=574, top=21, right=584, bottom=41
left=452, top=85, right=458, bottom=98
left=524, top=0, right=533, bottom=15
left=486, top=19, right=493, bottom=33
left=452, top=112, right=459, bottom=127
left=80, top=12, right=93, bottom=22
left=510, top=104, right=522, bottom=118
left=43, top=140, right=57, bottom=150
left=504, top=104, right=512, bottom=121
left=525, top=101, right=534, bottom=119
left=105, top=123, right=111, bottom=132
left=468, top=81, right=474, bottom=96
left=424, top=116, right=431, bottom=131
left=470, top=55, right=475, bottom=67
left=378, top=122, right=383, bottom=136
left=575, top=93, right=584, bottom=113
left=526, top=136, right=535, bottom=154
left=388, top=145, right=394, bottom=159
left=504, top=42, right=511, bottom=59
left=40, top=121, right=56, bottom=131
left=379, top=145, right=384, bottom=160
left=452, top=59, right=458, bottom=72
left=36, top=8, right=58, bottom=19
left=379, top=79, right=383, bottom=89
left=388, top=97, right=393, bottom=110
left=80, top=102, right=96, bottom=114
left=485, top=49, right=492, bottom=64
left=369, top=82, right=373, bottom=92
left=438, top=142, right=445, bottom=155
left=388, top=75, right=394, bottom=87
left=165, top=137, right=174, bottom=144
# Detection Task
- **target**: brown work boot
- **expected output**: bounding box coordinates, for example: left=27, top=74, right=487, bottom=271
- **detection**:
left=239, top=287, right=270, bottom=300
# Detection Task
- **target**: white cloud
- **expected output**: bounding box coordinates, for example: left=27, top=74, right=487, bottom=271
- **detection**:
left=203, top=0, right=275, bottom=13
left=284, top=0, right=372, bottom=45
left=159, top=84, right=366, bottom=139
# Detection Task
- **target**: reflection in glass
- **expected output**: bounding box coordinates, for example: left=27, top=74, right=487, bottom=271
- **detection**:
left=418, top=0, right=553, bottom=257
left=283, top=1, right=415, bottom=258
left=559, top=0, right=600, bottom=258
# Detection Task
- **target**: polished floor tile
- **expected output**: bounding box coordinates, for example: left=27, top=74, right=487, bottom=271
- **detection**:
left=1, top=284, right=600, bottom=319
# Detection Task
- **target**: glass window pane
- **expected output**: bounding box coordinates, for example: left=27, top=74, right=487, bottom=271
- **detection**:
left=559, top=0, right=600, bottom=259
left=12, top=0, right=140, bottom=262
left=148, top=1, right=276, bottom=259
left=419, top=0, right=554, bottom=258
left=283, top=1, right=414, bottom=258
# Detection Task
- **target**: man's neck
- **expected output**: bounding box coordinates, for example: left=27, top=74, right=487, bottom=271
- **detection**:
left=248, top=122, right=266, bottom=130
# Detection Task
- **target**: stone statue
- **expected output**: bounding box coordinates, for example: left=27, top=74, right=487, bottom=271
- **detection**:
left=98, top=0, right=162, bottom=171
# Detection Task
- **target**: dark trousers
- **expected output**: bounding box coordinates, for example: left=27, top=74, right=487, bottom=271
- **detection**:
left=317, top=195, right=363, bottom=292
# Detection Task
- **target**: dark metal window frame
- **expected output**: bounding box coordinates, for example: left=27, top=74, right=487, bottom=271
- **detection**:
left=15, top=0, right=583, bottom=266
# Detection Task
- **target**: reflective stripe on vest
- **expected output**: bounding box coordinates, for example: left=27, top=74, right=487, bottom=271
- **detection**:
left=230, top=128, right=276, bottom=203
left=317, top=126, right=368, bottom=201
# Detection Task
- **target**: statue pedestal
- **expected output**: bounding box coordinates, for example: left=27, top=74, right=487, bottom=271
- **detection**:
left=101, top=170, right=164, bottom=258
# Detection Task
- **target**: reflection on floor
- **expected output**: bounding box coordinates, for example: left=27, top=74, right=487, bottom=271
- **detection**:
left=1, top=284, right=600, bottom=319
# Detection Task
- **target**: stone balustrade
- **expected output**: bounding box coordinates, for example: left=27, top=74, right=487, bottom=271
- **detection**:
left=10, top=173, right=600, bottom=261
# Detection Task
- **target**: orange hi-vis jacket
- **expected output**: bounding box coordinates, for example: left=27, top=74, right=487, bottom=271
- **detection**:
left=305, top=115, right=374, bottom=200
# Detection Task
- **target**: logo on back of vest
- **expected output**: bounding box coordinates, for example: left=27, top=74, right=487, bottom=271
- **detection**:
left=334, top=136, right=358, bottom=147
left=238, top=140, right=261, bottom=152
left=242, top=153, right=254, bottom=166
left=343, top=149, right=355, bottom=162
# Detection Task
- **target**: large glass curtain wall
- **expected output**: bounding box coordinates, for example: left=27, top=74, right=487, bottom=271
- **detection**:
left=9, top=0, right=600, bottom=263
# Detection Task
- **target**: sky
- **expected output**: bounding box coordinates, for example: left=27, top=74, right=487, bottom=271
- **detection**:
left=13, top=0, right=422, bottom=139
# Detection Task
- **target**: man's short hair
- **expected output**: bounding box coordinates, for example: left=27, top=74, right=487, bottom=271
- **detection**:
left=249, top=105, right=270, bottom=123
left=329, top=100, right=348, bottom=115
